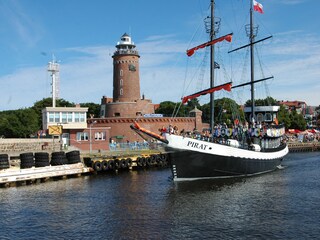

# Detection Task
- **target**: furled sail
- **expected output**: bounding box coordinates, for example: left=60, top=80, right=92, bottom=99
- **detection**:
left=181, top=82, right=232, bottom=104
left=186, top=33, right=233, bottom=57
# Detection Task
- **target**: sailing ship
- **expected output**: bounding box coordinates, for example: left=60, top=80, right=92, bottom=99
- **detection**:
left=131, top=0, right=289, bottom=181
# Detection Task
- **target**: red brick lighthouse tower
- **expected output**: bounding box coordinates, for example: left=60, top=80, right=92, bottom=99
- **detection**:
left=112, top=33, right=140, bottom=102
left=101, top=33, right=155, bottom=118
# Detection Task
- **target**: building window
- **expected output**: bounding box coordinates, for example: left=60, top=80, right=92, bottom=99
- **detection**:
left=120, top=88, right=123, bottom=95
left=74, top=112, right=80, bottom=122
left=76, top=132, right=88, bottom=141
left=48, top=112, right=61, bottom=123
left=79, top=112, right=85, bottom=122
left=95, top=132, right=106, bottom=141
left=54, top=112, right=60, bottom=123
left=67, top=112, right=73, bottom=122
left=62, top=112, right=67, bottom=123
left=120, top=79, right=123, bottom=86
left=115, top=113, right=120, bottom=117
left=49, top=112, right=54, bottom=122
left=136, top=112, right=142, bottom=116
left=120, top=69, right=123, bottom=77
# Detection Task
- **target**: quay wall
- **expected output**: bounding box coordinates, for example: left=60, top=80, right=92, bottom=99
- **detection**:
left=287, top=142, right=320, bottom=152
left=0, top=139, right=61, bottom=155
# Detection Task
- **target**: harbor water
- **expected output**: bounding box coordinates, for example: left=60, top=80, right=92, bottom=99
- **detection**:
left=0, top=151, right=319, bottom=239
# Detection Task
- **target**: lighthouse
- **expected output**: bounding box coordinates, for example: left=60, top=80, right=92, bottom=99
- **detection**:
left=112, top=33, right=141, bottom=102
left=101, top=33, right=155, bottom=118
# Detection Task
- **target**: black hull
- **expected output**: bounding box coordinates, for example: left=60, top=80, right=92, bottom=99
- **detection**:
left=167, top=148, right=283, bottom=181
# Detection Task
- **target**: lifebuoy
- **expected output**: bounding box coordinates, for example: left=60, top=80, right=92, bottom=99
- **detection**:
left=254, top=128, right=261, bottom=137
left=221, top=128, right=226, bottom=137
left=226, top=128, right=232, bottom=137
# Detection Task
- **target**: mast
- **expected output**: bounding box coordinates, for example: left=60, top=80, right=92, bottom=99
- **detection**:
left=209, top=0, right=215, bottom=130
left=47, top=55, right=60, bottom=108
left=249, top=1, right=255, bottom=122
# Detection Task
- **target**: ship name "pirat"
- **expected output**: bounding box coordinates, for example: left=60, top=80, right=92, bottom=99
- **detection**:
left=187, top=141, right=208, bottom=150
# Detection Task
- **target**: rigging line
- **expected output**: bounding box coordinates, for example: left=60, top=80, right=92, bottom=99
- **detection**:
left=239, top=47, right=250, bottom=85
left=171, top=100, right=182, bottom=120
left=181, top=3, right=211, bottom=101
left=216, top=44, right=233, bottom=85
left=181, top=2, right=214, bottom=104
left=196, top=47, right=210, bottom=92
left=182, top=51, right=209, bottom=103
left=186, top=8, right=209, bottom=50
left=254, top=44, right=272, bottom=104
left=173, top=102, right=183, bottom=119
left=182, top=25, right=209, bottom=104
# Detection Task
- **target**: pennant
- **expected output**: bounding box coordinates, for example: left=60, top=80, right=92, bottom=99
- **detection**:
left=253, top=0, right=264, bottom=14
left=186, top=33, right=233, bottom=57
left=181, top=82, right=232, bottom=104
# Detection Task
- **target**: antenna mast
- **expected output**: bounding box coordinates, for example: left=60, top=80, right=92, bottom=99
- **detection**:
left=47, top=55, right=60, bottom=108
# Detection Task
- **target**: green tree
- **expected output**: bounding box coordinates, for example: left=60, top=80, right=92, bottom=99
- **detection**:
left=0, top=108, right=39, bottom=138
left=0, top=112, right=17, bottom=137
left=155, top=101, right=177, bottom=117
left=155, top=99, right=200, bottom=117
left=16, top=108, right=39, bottom=138
left=199, top=103, right=210, bottom=123
left=289, top=110, right=307, bottom=130
left=200, top=98, right=244, bottom=125
left=245, top=97, right=278, bottom=107
left=79, top=102, right=101, bottom=118
left=277, top=105, right=291, bottom=129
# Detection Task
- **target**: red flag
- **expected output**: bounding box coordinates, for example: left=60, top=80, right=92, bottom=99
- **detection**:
left=182, top=82, right=232, bottom=104
left=253, top=0, right=264, bottom=14
left=186, top=33, right=233, bottom=57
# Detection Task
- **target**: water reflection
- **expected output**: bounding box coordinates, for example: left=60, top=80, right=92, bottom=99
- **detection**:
left=0, top=153, right=319, bottom=239
left=172, top=177, right=247, bottom=192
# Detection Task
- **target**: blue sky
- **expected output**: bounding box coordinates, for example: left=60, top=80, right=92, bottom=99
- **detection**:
left=0, top=0, right=319, bottom=111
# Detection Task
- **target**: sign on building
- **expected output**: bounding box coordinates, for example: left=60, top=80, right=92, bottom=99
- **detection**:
left=48, top=125, right=62, bottom=135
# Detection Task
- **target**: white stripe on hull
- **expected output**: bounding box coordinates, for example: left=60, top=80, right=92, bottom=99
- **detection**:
left=164, top=133, right=289, bottom=160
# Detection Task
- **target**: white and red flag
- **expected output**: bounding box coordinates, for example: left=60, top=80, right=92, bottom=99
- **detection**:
left=253, top=0, right=264, bottom=14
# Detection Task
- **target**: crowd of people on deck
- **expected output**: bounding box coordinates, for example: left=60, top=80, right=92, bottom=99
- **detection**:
left=158, top=120, right=320, bottom=148
left=158, top=120, right=287, bottom=146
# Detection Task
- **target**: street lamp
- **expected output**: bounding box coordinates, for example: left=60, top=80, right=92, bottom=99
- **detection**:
left=89, top=120, right=97, bottom=155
